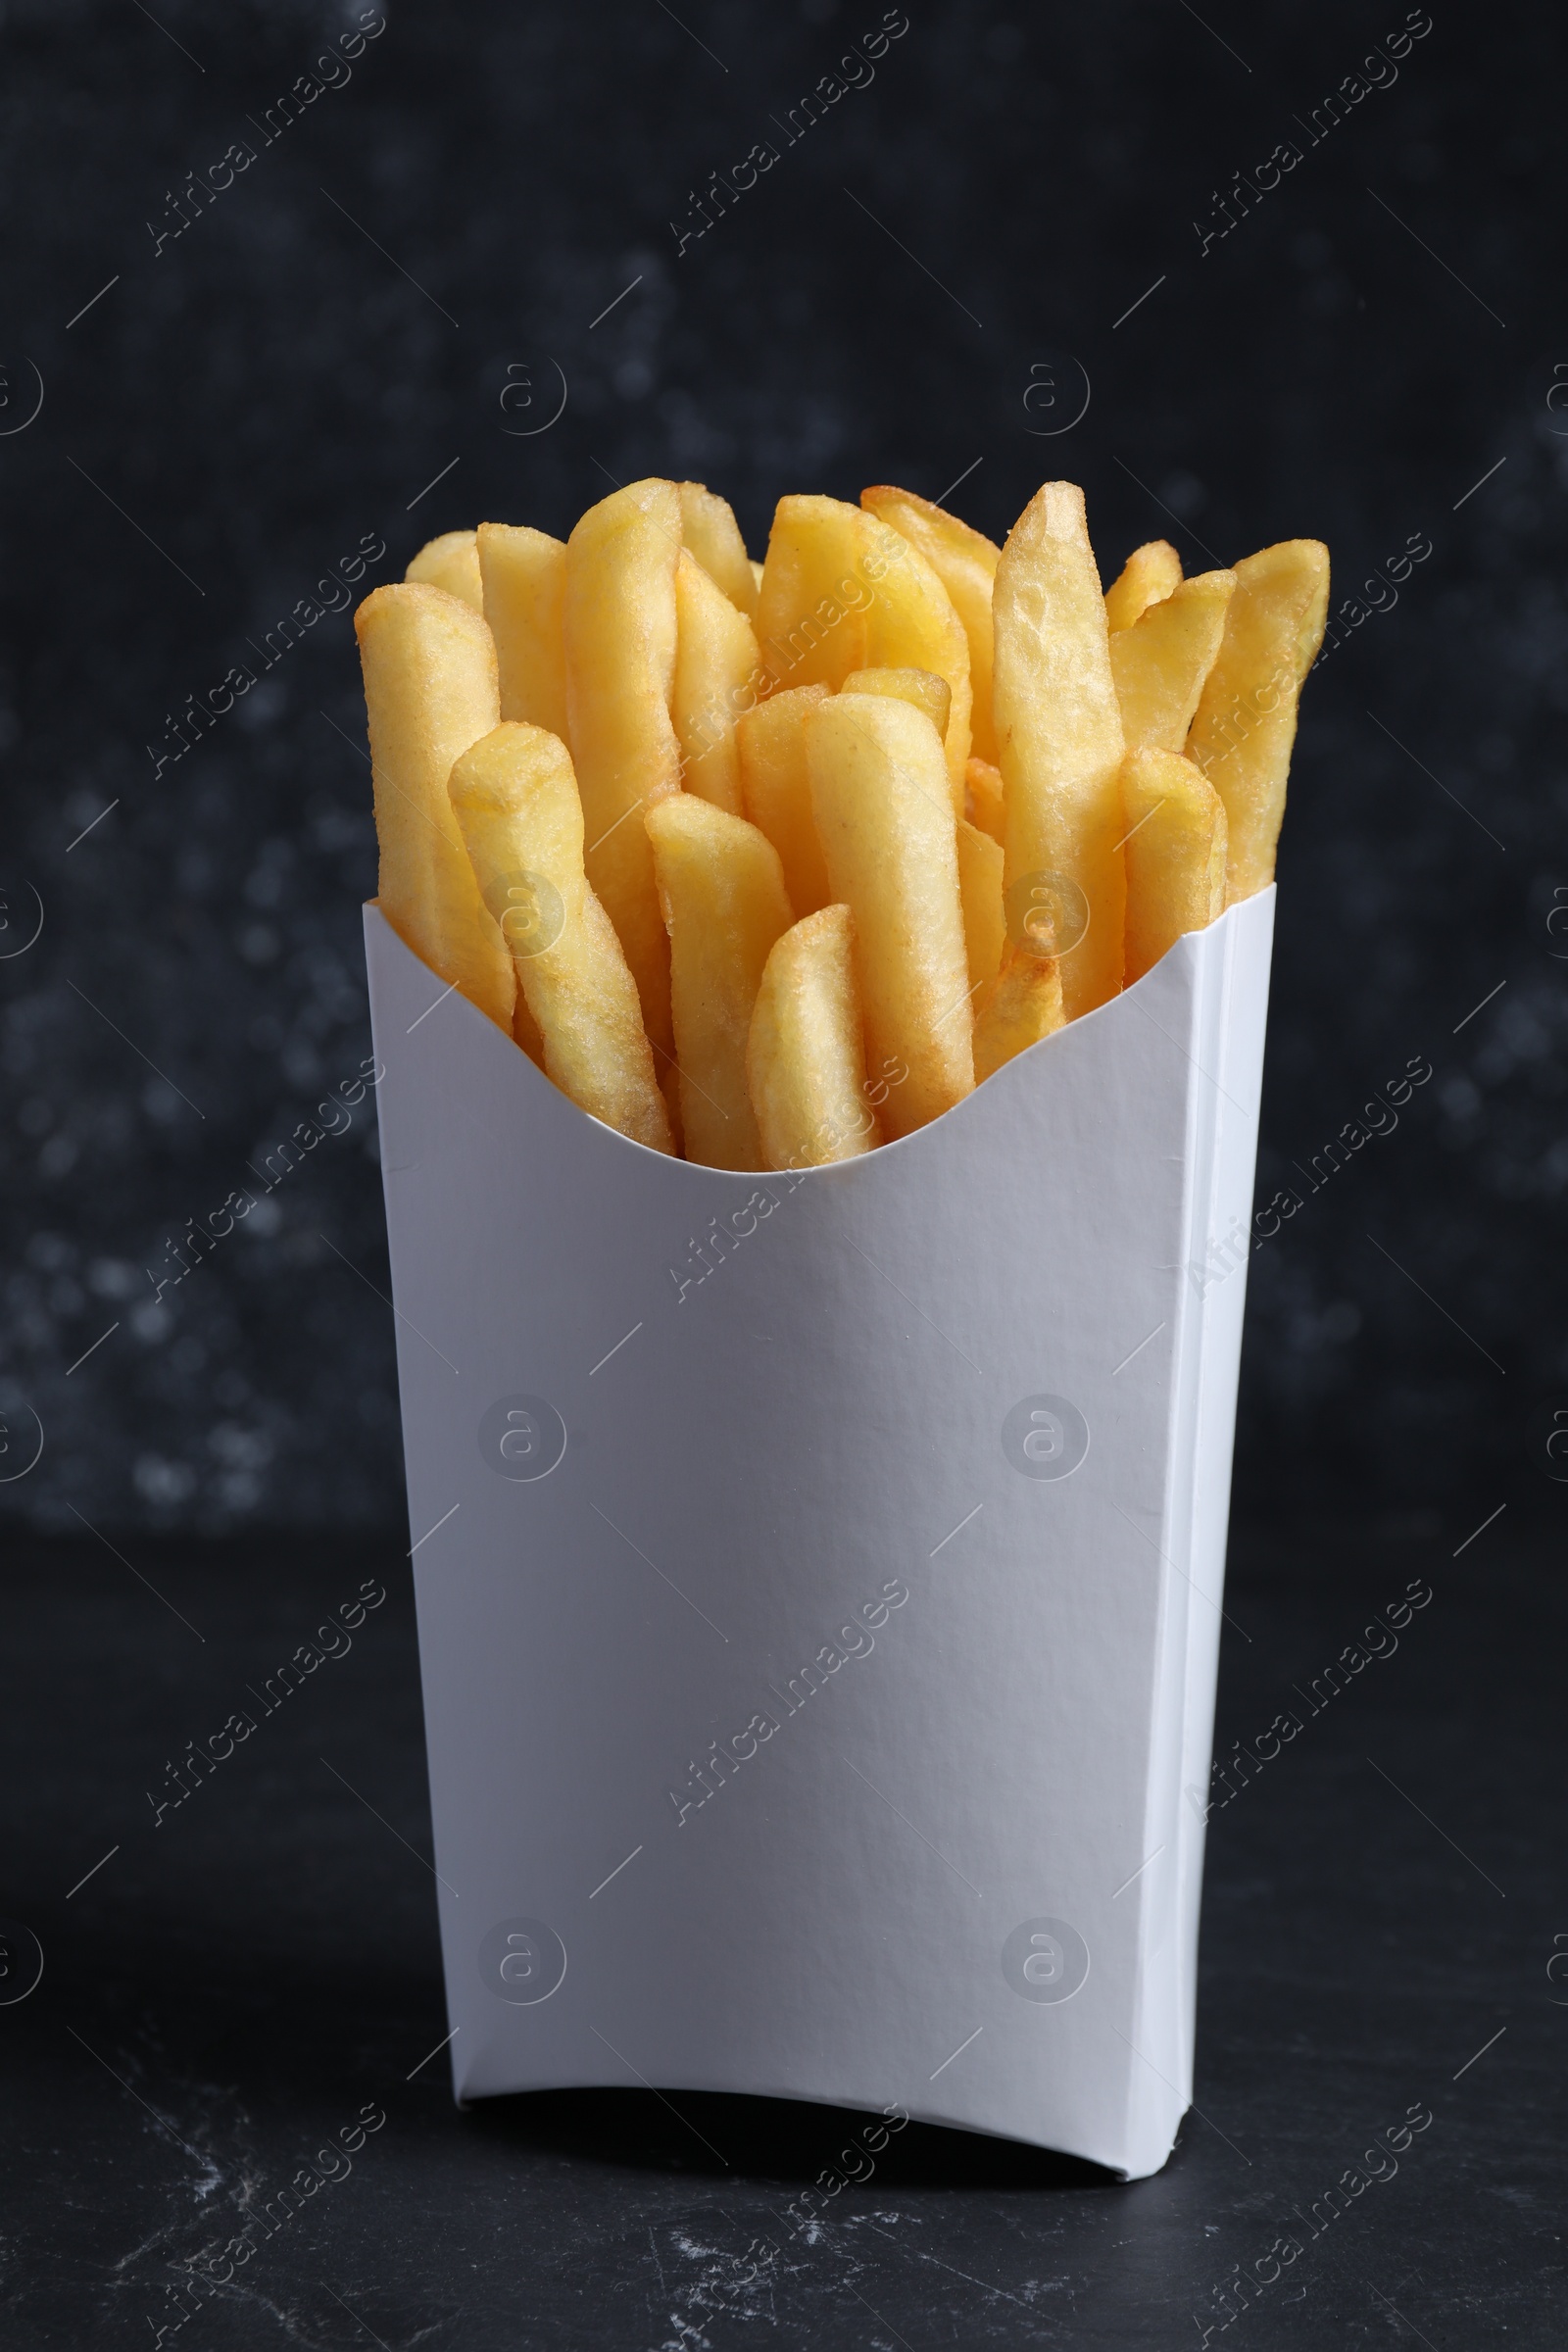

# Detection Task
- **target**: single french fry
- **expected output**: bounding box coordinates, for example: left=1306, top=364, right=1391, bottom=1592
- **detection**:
left=842, top=665, right=952, bottom=744
left=737, top=684, right=834, bottom=918
left=965, top=755, right=1005, bottom=846
left=1109, top=568, right=1236, bottom=756
left=1103, top=538, right=1181, bottom=633
left=449, top=723, right=672, bottom=1151
left=679, top=481, right=759, bottom=618
left=806, top=694, right=972, bottom=1138
left=407, top=528, right=484, bottom=612
left=355, top=582, right=514, bottom=1032
left=956, top=817, right=1005, bottom=996
left=1185, top=540, right=1329, bottom=902
left=757, top=494, right=972, bottom=808
left=1120, top=747, right=1228, bottom=986
left=861, top=485, right=1001, bottom=761
left=564, top=478, right=683, bottom=1070
left=994, top=482, right=1126, bottom=1021
left=645, top=796, right=795, bottom=1169
left=477, top=523, right=568, bottom=739
left=747, top=905, right=880, bottom=1170
left=756, top=493, right=871, bottom=691
left=672, top=550, right=761, bottom=816
left=748, top=557, right=763, bottom=595
left=860, top=516, right=971, bottom=810
left=972, top=943, right=1064, bottom=1081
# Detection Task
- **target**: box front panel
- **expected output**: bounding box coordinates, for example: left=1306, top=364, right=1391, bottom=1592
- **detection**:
left=365, top=895, right=1272, bottom=2176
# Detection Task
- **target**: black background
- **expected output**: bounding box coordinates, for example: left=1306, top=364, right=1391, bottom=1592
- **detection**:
left=2, top=2, right=1564, bottom=2345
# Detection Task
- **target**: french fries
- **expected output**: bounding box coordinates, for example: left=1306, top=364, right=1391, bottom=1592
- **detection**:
left=678, top=482, right=759, bottom=619
left=973, top=942, right=1063, bottom=1081
left=747, top=905, right=880, bottom=1169
left=852, top=515, right=973, bottom=811
left=994, top=482, right=1126, bottom=1023
left=1186, top=541, right=1329, bottom=901
left=449, top=723, right=672, bottom=1151
left=477, top=523, right=568, bottom=738
left=407, top=528, right=484, bottom=612
left=1119, top=747, right=1228, bottom=984
left=1109, top=569, right=1235, bottom=756
left=861, top=486, right=1001, bottom=762
left=965, top=755, right=1005, bottom=846
left=842, top=665, right=952, bottom=742
left=645, top=795, right=794, bottom=1170
left=355, top=582, right=515, bottom=1031
left=806, top=693, right=972, bottom=1138
left=564, top=478, right=684, bottom=1072
left=737, top=684, right=834, bottom=917
left=956, top=817, right=1005, bottom=996
left=672, top=550, right=760, bottom=816
left=359, top=475, right=1325, bottom=1167
left=755, top=494, right=869, bottom=688
left=1103, top=538, right=1181, bottom=633
left=758, top=494, right=973, bottom=811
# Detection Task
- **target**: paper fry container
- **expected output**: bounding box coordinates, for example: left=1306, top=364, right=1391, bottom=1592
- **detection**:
left=363, top=884, right=1274, bottom=2180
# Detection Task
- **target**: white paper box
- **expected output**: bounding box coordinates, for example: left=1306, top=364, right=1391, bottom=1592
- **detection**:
left=364, top=885, right=1275, bottom=2180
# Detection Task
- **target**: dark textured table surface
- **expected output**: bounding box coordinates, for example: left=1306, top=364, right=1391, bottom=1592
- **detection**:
left=3, top=1504, right=1558, bottom=2349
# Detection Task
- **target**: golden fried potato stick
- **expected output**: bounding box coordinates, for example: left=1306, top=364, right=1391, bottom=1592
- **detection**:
left=846, top=672, right=982, bottom=1002
left=477, top=523, right=568, bottom=739
left=407, top=528, right=484, bottom=611
left=747, top=905, right=880, bottom=1170
left=994, top=482, right=1126, bottom=1021
left=756, top=494, right=870, bottom=687
left=1119, top=747, right=1228, bottom=986
left=672, top=550, right=761, bottom=816
left=807, top=694, right=973, bottom=1138
left=842, top=665, right=952, bottom=743
left=679, top=481, right=759, bottom=618
left=737, top=684, right=833, bottom=917
left=355, top=582, right=514, bottom=1032
left=965, top=755, right=1005, bottom=846
left=861, top=485, right=1001, bottom=761
left=848, top=514, right=971, bottom=809
left=1109, top=568, right=1235, bottom=756
left=564, top=478, right=683, bottom=1072
left=645, top=796, right=795, bottom=1170
left=972, top=943, right=1064, bottom=1082
left=1103, top=539, right=1182, bottom=633
left=956, top=816, right=1005, bottom=996
left=1186, top=540, right=1329, bottom=901
left=757, top=495, right=972, bottom=808
left=449, top=724, right=672, bottom=1151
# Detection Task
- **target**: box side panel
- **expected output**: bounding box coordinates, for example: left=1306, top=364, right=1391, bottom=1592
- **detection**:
left=1083, top=899, right=1273, bottom=2175
left=1118, top=918, right=1223, bottom=2164
left=1171, top=888, right=1276, bottom=2089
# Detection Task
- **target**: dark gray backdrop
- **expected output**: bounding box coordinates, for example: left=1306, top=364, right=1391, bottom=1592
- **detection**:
left=2, top=0, right=1561, bottom=1539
